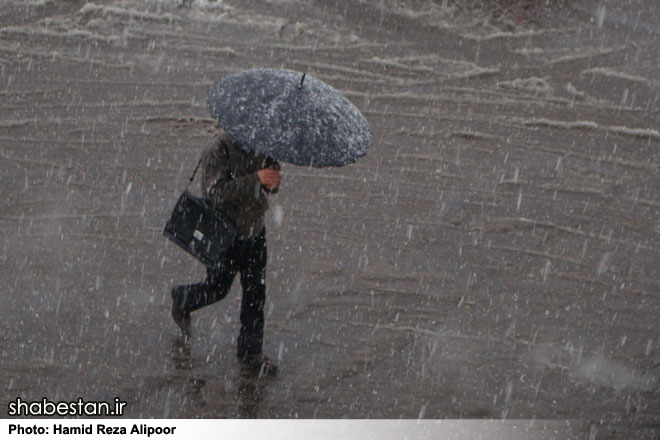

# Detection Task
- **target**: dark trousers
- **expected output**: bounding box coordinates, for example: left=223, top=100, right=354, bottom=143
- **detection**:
left=174, top=228, right=267, bottom=357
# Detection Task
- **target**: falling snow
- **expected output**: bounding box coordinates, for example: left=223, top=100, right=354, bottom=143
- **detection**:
left=0, top=0, right=659, bottom=438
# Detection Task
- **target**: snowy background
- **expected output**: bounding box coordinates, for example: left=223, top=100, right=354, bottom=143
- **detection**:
left=1, top=0, right=659, bottom=438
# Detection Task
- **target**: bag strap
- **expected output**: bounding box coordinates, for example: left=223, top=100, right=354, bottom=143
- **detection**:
left=186, top=158, right=203, bottom=190
left=187, top=139, right=234, bottom=191
left=223, top=142, right=234, bottom=181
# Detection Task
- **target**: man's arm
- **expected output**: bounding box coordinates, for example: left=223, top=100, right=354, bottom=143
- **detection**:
left=201, top=138, right=281, bottom=206
left=201, top=138, right=263, bottom=206
left=257, top=167, right=281, bottom=192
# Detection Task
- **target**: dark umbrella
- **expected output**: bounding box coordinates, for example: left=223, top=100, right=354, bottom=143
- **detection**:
left=207, top=69, right=372, bottom=167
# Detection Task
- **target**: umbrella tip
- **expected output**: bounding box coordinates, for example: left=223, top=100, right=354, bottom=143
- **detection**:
left=298, top=73, right=306, bottom=89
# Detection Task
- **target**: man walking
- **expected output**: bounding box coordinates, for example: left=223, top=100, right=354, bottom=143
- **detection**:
left=171, top=128, right=281, bottom=375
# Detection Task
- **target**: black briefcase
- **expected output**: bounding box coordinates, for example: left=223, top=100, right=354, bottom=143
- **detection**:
left=163, top=191, right=237, bottom=267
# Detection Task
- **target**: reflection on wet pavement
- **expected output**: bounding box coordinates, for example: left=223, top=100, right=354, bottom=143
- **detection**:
left=171, top=338, right=193, bottom=372
left=236, top=366, right=268, bottom=419
left=167, top=336, right=274, bottom=418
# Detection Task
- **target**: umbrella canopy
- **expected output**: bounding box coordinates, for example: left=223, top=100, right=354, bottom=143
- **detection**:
left=207, top=69, right=372, bottom=167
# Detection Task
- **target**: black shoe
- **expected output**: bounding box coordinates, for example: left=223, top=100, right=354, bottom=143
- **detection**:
left=239, top=353, right=278, bottom=376
left=171, top=287, right=191, bottom=338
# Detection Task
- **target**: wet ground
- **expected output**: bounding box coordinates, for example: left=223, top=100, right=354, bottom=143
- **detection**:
left=1, top=0, right=659, bottom=438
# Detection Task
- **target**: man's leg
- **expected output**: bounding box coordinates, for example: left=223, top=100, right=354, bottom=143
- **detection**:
left=237, top=229, right=267, bottom=358
left=171, top=247, right=239, bottom=336
left=178, top=259, right=238, bottom=313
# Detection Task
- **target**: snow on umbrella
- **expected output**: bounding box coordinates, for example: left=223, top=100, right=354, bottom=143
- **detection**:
left=207, top=69, right=372, bottom=167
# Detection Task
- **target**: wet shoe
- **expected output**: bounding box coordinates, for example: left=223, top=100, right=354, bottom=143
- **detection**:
left=240, top=353, right=278, bottom=376
left=171, top=287, right=191, bottom=338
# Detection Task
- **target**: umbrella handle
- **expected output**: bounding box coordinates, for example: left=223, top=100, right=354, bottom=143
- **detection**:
left=298, top=73, right=306, bottom=89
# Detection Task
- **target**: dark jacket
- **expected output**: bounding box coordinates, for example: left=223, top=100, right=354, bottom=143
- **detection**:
left=200, top=130, right=276, bottom=238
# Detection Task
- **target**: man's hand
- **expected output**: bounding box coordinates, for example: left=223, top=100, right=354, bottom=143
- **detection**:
left=257, top=167, right=281, bottom=190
